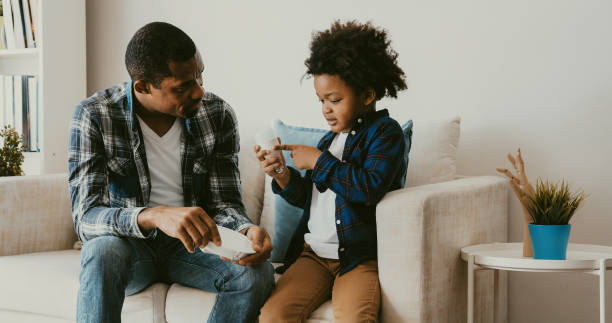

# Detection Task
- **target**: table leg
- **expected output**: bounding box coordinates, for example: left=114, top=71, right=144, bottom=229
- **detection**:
left=600, top=259, right=606, bottom=323
left=468, top=255, right=474, bottom=323
left=494, top=270, right=507, bottom=323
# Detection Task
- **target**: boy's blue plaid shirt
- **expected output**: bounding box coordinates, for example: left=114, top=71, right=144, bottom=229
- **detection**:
left=272, top=109, right=407, bottom=275
left=68, top=82, right=252, bottom=242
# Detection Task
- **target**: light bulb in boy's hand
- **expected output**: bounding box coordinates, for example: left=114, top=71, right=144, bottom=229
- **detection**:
left=254, top=140, right=290, bottom=179
left=254, top=129, right=285, bottom=173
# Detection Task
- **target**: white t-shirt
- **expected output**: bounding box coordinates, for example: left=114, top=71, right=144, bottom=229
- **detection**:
left=304, top=132, right=349, bottom=259
left=137, top=115, right=184, bottom=208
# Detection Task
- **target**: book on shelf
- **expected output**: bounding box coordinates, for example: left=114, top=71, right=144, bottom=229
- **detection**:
left=2, top=75, right=10, bottom=128
left=27, top=75, right=36, bottom=151
left=0, top=0, right=37, bottom=50
left=13, top=75, right=22, bottom=135
left=0, top=2, right=4, bottom=50
left=10, top=0, right=25, bottom=49
left=20, top=0, right=34, bottom=48
left=0, top=77, right=3, bottom=125
left=26, top=0, right=35, bottom=47
left=2, top=0, right=16, bottom=49
left=0, top=74, right=38, bottom=151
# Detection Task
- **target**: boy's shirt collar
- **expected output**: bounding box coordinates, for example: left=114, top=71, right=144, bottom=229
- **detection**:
left=320, top=108, right=390, bottom=144
left=351, top=108, right=389, bottom=131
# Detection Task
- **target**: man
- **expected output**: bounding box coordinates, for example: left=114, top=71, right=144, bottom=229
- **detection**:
left=68, top=22, right=274, bottom=323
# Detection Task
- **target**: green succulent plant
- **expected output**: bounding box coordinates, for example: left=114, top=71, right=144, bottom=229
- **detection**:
left=0, top=125, right=27, bottom=176
left=525, top=178, right=586, bottom=225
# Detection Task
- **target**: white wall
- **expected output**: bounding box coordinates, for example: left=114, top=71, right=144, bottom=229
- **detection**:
left=86, top=0, right=612, bottom=321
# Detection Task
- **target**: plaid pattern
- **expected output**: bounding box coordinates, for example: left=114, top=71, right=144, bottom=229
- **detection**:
left=68, top=82, right=252, bottom=242
left=272, top=109, right=407, bottom=275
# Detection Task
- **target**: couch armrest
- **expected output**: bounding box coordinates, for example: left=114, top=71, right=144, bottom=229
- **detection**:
left=376, top=176, right=508, bottom=323
left=0, top=174, right=76, bottom=256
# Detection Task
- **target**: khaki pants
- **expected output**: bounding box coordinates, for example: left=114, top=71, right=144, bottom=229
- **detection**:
left=259, top=245, right=380, bottom=323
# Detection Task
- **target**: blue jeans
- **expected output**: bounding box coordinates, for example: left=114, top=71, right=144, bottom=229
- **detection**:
left=76, top=232, right=275, bottom=323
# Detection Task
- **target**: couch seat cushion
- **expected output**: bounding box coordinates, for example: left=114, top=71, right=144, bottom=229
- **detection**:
left=0, top=249, right=168, bottom=322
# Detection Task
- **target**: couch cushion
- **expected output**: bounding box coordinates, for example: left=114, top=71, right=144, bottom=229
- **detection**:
left=0, top=174, right=76, bottom=257
left=238, top=128, right=266, bottom=224
left=405, top=116, right=461, bottom=187
left=0, top=310, right=72, bottom=323
left=165, top=265, right=334, bottom=323
left=0, top=250, right=168, bottom=323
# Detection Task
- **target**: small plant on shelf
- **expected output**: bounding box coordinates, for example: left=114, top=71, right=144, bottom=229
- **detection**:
left=525, top=179, right=586, bottom=225
left=0, top=125, right=27, bottom=176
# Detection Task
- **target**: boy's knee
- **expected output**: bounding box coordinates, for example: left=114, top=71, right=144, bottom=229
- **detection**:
left=334, top=303, right=379, bottom=323
left=335, top=312, right=377, bottom=323
left=259, top=301, right=299, bottom=323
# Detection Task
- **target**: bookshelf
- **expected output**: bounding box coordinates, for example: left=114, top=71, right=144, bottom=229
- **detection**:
left=1, top=0, right=86, bottom=175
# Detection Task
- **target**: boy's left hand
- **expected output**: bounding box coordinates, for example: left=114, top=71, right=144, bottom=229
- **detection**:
left=276, top=144, right=322, bottom=170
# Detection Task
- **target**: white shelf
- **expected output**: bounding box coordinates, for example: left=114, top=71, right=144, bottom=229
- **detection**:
left=0, top=49, right=39, bottom=75
left=2, top=0, right=87, bottom=175
left=0, top=48, right=40, bottom=57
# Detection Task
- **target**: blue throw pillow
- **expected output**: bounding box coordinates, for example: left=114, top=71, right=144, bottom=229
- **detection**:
left=269, top=118, right=413, bottom=262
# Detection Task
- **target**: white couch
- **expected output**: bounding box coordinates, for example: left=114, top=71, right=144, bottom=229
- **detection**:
left=0, top=118, right=508, bottom=322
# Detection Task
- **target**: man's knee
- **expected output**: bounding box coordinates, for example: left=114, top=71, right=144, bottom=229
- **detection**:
left=242, top=262, right=275, bottom=294
left=81, top=236, right=132, bottom=273
left=225, top=261, right=275, bottom=298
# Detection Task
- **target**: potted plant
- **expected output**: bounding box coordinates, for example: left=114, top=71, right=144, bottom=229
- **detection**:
left=0, top=125, right=27, bottom=176
left=498, top=148, right=587, bottom=259
left=525, top=179, right=586, bottom=260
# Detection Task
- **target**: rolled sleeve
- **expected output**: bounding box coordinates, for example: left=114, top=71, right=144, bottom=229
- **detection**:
left=271, top=167, right=309, bottom=208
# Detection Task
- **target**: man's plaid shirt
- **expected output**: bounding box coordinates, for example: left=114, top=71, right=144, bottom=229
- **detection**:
left=272, top=109, right=407, bottom=275
left=68, top=82, right=252, bottom=242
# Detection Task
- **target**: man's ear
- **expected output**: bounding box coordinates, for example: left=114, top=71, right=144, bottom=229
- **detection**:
left=363, top=88, right=376, bottom=107
left=133, top=80, right=151, bottom=95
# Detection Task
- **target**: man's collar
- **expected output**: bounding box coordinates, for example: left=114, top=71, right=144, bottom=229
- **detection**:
left=127, top=80, right=194, bottom=136
left=126, top=80, right=138, bottom=132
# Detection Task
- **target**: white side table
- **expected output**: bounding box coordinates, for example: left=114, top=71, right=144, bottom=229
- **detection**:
left=461, top=243, right=612, bottom=323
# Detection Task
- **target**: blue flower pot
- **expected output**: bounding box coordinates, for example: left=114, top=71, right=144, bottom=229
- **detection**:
left=528, top=224, right=571, bottom=260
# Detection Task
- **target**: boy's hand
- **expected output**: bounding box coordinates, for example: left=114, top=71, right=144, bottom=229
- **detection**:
left=254, top=138, right=290, bottom=188
left=277, top=144, right=322, bottom=170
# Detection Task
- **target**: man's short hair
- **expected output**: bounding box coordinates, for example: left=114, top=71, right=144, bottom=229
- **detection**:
left=125, top=22, right=196, bottom=88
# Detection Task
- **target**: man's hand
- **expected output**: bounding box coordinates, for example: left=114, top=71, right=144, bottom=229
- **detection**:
left=138, top=206, right=221, bottom=253
left=221, top=225, right=273, bottom=266
left=276, top=144, right=322, bottom=170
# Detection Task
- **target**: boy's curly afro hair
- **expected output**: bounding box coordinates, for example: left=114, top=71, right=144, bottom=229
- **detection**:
left=305, top=20, right=407, bottom=100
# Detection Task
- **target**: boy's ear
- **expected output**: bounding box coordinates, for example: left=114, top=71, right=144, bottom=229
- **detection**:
left=363, top=89, right=376, bottom=107
left=133, top=80, right=151, bottom=95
